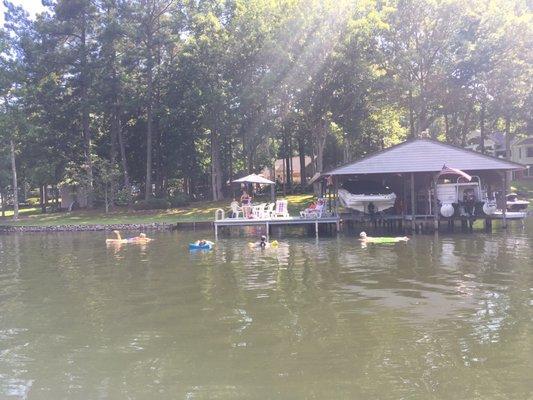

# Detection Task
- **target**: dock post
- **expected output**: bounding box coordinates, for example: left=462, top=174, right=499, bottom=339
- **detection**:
left=214, top=222, right=218, bottom=240
left=315, top=220, right=319, bottom=239
left=502, top=172, right=508, bottom=229
left=266, top=221, right=270, bottom=240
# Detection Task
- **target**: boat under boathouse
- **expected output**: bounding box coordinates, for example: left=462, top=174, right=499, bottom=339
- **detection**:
left=322, top=138, right=527, bottom=233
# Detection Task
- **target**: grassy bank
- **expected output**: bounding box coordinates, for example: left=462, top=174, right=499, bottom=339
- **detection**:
left=0, top=194, right=315, bottom=227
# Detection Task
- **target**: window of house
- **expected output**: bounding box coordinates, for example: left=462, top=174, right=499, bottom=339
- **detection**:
left=527, top=147, right=533, bottom=158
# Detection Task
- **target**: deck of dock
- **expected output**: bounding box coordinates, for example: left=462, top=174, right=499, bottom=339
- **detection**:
left=212, top=211, right=528, bottom=237
left=214, top=216, right=340, bottom=238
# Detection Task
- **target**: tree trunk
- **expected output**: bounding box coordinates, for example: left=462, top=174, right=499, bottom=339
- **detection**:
left=298, top=137, right=306, bottom=185
left=210, top=130, right=223, bottom=201
left=117, top=118, right=130, bottom=190
left=10, top=140, right=18, bottom=220
left=145, top=31, right=154, bottom=200
left=480, top=102, right=486, bottom=154
left=314, top=120, right=327, bottom=196
left=444, top=114, right=450, bottom=142
left=104, top=186, right=109, bottom=214
left=460, top=111, right=471, bottom=147
left=1, top=187, right=5, bottom=217
left=408, top=89, right=416, bottom=138
left=39, top=186, right=46, bottom=214
left=505, top=115, right=512, bottom=160
left=80, top=14, right=94, bottom=208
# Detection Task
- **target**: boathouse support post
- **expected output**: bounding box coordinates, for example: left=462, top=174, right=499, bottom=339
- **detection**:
left=502, top=171, right=508, bottom=229
left=266, top=221, right=270, bottom=240
left=214, top=222, right=218, bottom=240
left=432, top=176, right=439, bottom=232
left=410, top=172, right=416, bottom=233
left=315, top=220, right=319, bottom=239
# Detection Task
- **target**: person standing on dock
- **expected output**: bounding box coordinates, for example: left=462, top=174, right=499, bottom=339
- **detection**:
left=241, top=190, right=252, bottom=218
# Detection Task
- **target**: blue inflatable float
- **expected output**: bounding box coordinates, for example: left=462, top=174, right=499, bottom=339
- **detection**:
left=189, top=241, right=214, bottom=251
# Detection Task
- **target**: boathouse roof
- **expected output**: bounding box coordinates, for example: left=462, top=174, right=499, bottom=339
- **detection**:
left=327, top=139, right=525, bottom=176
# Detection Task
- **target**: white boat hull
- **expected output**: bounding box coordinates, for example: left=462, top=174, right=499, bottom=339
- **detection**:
left=338, top=189, right=396, bottom=213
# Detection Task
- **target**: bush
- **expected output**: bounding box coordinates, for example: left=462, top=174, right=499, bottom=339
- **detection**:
left=168, top=191, right=190, bottom=207
left=115, top=188, right=133, bottom=206
left=133, top=198, right=170, bottom=210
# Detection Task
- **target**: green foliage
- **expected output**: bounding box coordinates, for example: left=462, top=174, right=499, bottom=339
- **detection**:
left=0, top=0, right=531, bottom=209
left=168, top=192, right=190, bottom=208
left=132, top=198, right=170, bottom=211
left=115, top=188, right=133, bottom=207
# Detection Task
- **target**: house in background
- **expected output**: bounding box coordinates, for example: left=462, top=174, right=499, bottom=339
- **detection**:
left=464, top=130, right=507, bottom=158
left=263, top=156, right=314, bottom=185
left=59, top=184, right=89, bottom=210
left=510, top=137, right=533, bottom=179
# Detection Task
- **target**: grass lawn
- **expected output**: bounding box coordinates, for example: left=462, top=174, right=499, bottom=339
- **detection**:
left=0, top=194, right=315, bottom=227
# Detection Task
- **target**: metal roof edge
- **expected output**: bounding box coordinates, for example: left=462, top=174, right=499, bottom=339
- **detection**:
left=324, top=138, right=527, bottom=176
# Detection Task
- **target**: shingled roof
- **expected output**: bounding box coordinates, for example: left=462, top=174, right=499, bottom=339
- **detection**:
left=327, top=139, right=525, bottom=176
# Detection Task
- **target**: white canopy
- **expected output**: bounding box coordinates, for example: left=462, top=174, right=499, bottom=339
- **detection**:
left=232, top=174, right=275, bottom=185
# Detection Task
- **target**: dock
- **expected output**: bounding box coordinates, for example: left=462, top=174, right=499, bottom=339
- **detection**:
left=213, top=216, right=341, bottom=239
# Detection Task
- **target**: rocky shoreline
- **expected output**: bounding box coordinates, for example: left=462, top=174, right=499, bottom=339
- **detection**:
left=0, top=221, right=213, bottom=233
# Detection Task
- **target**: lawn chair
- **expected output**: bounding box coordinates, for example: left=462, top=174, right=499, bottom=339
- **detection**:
left=252, top=203, right=267, bottom=219
left=273, top=199, right=290, bottom=218
left=230, top=200, right=243, bottom=218
left=264, top=203, right=275, bottom=219
left=300, top=198, right=325, bottom=219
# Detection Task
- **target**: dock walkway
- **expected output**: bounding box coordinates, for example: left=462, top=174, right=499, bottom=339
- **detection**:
left=213, top=216, right=340, bottom=238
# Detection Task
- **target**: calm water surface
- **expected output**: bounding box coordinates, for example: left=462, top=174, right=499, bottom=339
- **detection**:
left=0, top=223, right=532, bottom=399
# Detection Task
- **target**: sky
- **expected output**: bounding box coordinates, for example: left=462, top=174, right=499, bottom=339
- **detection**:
left=1, top=0, right=46, bottom=23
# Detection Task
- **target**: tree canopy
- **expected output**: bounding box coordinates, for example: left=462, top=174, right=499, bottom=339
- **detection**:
left=0, top=0, right=531, bottom=209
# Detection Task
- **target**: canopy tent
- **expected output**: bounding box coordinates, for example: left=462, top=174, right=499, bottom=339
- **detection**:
left=233, top=174, right=275, bottom=184
left=232, top=174, right=275, bottom=200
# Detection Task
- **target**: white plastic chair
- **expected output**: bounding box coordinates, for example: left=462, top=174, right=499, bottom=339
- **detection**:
left=264, top=203, right=275, bottom=219
left=252, top=203, right=267, bottom=219
left=230, top=201, right=243, bottom=218
left=273, top=199, right=289, bottom=218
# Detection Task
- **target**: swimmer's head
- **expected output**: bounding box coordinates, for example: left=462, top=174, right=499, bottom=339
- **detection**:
left=261, top=235, right=267, bottom=242
left=359, top=231, right=367, bottom=238
left=113, top=230, right=120, bottom=234
left=139, top=233, right=146, bottom=238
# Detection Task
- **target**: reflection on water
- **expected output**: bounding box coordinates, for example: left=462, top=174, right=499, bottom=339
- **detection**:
left=0, top=224, right=532, bottom=399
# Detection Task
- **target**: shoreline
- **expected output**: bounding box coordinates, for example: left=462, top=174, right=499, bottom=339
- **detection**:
left=0, top=220, right=213, bottom=233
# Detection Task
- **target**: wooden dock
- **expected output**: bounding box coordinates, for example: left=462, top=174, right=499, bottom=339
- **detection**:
left=213, top=216, right=341, bottom=239
left=213, top=211, right=527, bottom=238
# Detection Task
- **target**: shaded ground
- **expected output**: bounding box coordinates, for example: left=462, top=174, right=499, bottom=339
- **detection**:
left=0, top=194, right=315, bottom=226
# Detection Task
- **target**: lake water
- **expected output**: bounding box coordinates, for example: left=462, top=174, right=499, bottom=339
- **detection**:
left=0, top=223, right=532, bottom=399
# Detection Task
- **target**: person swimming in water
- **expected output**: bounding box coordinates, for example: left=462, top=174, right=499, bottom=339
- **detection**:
left=130, top=233, right=153, bottom=243
left=106, top=231, right=153, bottom=244
left=359, top=231, right=409, bottom=243
left=194, top=239, right=214, bottom=247
left=249, top=235, right=278, bottom=249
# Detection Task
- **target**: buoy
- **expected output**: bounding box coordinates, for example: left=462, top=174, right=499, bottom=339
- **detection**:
left=440, top=203, right=455, bottom=218
left=482, top=202, right=497, bottom=215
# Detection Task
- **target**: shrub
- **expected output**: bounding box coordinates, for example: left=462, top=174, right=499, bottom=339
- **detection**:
left=133, top=198, right=170, bottom=210
left=168, top=191, right=190, bottom=207
left=115, top=188, right=133, bottom=206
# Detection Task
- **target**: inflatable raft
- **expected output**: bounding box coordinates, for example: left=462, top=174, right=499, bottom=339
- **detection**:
left=189, top=242, right=214, bottom=250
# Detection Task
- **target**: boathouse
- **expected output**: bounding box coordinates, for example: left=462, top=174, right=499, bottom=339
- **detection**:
left=324, top=138, right=526, bottom=231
